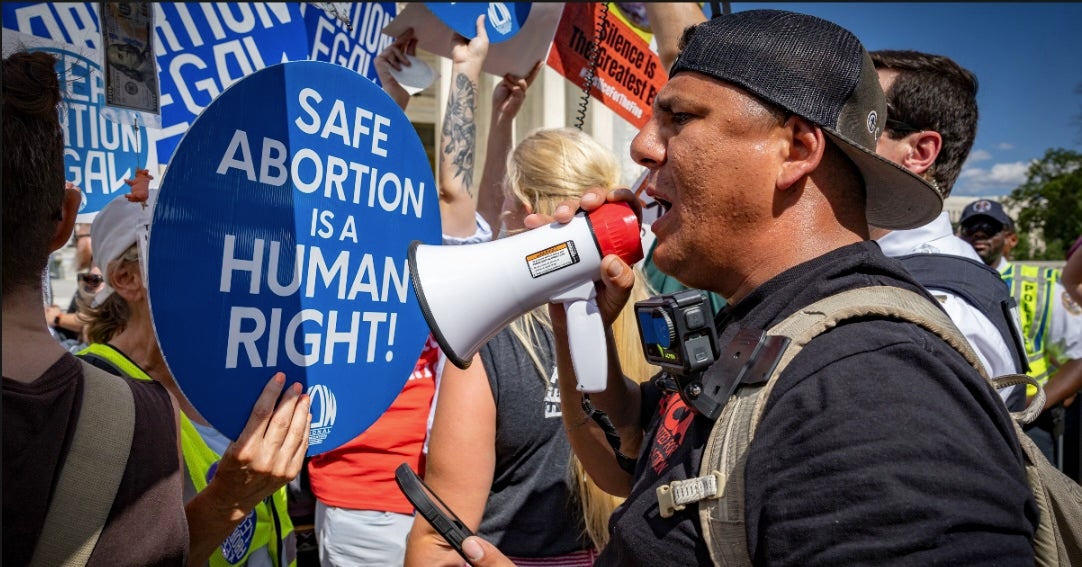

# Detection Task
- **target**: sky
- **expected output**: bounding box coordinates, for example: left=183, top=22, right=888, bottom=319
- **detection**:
left=717, top=2, right=1082, bottom=197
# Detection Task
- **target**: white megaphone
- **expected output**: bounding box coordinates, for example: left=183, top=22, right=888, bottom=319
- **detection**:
left=408, top=201, right=643, bottom=392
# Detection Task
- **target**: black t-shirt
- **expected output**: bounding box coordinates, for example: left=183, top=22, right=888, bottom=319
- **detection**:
left=477, top=319, right=592, bottom=557
left=3, top=353, right=188, bottom=566
left=597, top=241, right=1037, bottom=566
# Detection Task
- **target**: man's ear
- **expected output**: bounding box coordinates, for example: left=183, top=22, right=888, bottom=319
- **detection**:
left=1005, top=231, right=1019, bottom=253
left=902, top=130, right=942, bottom=177
left=777, top=116, right=825, bottom=190
left=49, top=186, right=82, bottom=253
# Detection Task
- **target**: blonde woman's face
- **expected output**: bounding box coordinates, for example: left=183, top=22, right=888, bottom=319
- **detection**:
left=499, top=192, right=531, bottom=238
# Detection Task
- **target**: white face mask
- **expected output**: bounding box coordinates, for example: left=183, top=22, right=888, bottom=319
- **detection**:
left=136, top=220, right=150, bottom=288
left=497, top=222, right=510, bottom=240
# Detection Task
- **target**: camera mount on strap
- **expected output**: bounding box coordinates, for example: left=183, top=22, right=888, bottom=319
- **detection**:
left=581, top=289, right=792, bottom=476
left=636, top=290, right=790, bottom=420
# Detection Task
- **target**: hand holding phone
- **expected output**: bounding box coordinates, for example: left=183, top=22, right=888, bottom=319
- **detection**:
left=395, top=463, right=476, bottom=564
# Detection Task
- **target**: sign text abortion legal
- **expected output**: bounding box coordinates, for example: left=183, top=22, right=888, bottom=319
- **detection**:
left=148, top=61, right=441, bottom=455
left=1, top=29, right=150, bottom=220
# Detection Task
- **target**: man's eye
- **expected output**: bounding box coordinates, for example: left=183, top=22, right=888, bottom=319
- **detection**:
left=671, top=113, right=692, bottom=125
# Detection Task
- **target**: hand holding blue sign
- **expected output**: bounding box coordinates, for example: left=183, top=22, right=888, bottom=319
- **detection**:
left=204, top=374, right=310, bottom=514
left=384, top=3, right=561, bottom=79
left=187, top=372, right=310, bottom=564
left=450, top=15, right=489, bottom=67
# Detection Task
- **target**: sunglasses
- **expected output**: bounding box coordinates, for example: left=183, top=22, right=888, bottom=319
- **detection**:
left=960, top=220, right=1005, bottom=237
left=78, top=273, right=104, bottom=287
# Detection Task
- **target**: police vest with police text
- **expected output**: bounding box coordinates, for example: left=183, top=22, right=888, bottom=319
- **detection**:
left=1000, top=263, right=1059, bottom=396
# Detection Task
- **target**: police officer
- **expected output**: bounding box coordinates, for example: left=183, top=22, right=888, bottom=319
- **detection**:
left=960, top=198, right=1082, bottom=472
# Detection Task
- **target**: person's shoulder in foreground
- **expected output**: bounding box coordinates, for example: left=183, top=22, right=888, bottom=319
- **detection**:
left=739, top=242, right=1036, bottom=564
left=2, top=49, right=188, bottom=565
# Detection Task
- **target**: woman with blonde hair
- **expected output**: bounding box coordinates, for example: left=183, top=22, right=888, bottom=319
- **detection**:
left=407, top=115, right=657, bottom=565
left=505, top=127, right=661, bottom=550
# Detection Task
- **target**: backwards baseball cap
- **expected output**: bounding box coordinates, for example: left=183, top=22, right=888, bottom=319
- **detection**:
left=90, top=194, right=153, bottom=307
left=959, top=198, right=1012, bottom=227
left=669, top=9, right=941, bottom=230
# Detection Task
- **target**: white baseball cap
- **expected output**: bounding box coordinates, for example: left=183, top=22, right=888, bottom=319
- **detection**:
left=90, top=194, right=155, bottom=307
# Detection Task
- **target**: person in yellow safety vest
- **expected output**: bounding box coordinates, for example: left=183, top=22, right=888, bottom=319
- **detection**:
left=959, top=199, right=1082, bottom=471
left=77, top=195, right=305, bottom=566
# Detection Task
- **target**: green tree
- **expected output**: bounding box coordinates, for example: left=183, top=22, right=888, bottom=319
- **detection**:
left=1004, top=148, right=1082, bottom=260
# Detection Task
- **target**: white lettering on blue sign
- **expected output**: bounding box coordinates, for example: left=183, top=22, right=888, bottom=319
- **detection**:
left=152, top=2, right=309, bottom=163
left=214, top=128, right=424, bottom=217
left=307, top=383, right=337, bottom=446
left=147, top=60, right=435, bottom=455
left=225, top=305, right=397, bottom=368
left=218, top=235, right=409, bottom=303
left=5, top=2, right=101, bottom=50
left=294, top=87, right=389, bottom=155
left=307, top=3, right=394, bottom=77
left=0, top=27, right=149, bottom=212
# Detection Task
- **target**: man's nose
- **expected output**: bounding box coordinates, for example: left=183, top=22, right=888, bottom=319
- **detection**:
left=630, top=121, right=664, bottom=168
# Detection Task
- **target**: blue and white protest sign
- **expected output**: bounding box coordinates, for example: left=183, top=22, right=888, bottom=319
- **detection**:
left=304, top=2, right=396, bottom=83
left=152, top=3, right=310, bottom=165
left=425, top=2, right=532, bottom=43
left=2, top=2, right=102, bottom=51
left=147, top=61, right=442, bottom=455
left=384, top=2, right=558, bottom=78
left=1, top=29, right=150, bottom=222
left=4, top=2, right=399, bottom=169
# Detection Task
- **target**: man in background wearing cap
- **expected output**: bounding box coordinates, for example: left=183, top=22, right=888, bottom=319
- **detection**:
left=868, top=50, right=1029, bottom=410
left=960, top=200, right=1082, bottom=473
left=535, top=9, right=1035, bottom=565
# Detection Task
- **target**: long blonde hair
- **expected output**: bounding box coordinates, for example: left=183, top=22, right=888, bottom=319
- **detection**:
left=502, top=128, right=622, bottom=379
left=502, top=127, right=661, bottom=550
left=571, top=264, right=658, bottom=551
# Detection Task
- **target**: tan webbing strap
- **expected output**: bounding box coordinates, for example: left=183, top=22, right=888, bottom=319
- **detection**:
left=699, top=286, right=988, bottom=567
left=991, top=374, right=1044, bottom=426
left=30, top=361, right=136, bottom=567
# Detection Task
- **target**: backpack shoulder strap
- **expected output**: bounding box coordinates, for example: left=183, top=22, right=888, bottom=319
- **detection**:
left=694, top=286, right=990, bottom=567
left=30, top=360, right=136, bottom=567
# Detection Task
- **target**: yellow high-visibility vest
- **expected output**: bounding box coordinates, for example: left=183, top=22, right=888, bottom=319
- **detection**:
left=999, top=263, right=1058, bottom=397
left=78, top=343, right=295, bottom=567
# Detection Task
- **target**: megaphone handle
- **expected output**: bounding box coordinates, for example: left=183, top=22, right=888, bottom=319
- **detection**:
left=564, top=298, right=609, bottom=393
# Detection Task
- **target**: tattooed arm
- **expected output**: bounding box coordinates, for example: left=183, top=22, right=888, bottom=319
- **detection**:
left=439, top=15, right=489, bottom=239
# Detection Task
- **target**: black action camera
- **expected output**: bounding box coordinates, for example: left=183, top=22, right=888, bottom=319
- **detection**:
left=635, top=289, right=720, bottom=376
left=636, top=289, right=790, bottom=420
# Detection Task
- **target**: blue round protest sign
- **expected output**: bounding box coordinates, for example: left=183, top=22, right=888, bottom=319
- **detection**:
left=425, top=2, right=532, bottom=43
left=148, top=61, right=441, bottom=456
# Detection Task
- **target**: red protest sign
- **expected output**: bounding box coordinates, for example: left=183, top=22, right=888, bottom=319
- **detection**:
left=547, top=2, right=667, bottom=129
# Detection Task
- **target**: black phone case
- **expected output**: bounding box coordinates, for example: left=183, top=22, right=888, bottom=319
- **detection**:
left=394, top=463, right=475, bottom=563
